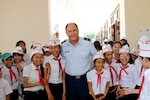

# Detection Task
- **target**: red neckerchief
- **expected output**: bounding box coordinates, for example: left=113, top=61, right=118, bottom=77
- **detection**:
left=138, top=75, right=145, bottom=99
left=53, top=58, right=62, bottom=79
left=109, top=66, right=118, bottom=86
left=10, top=69, right=17, bottom=85
left=118, top=66, right=129, bottom=84
left=35, top=68, right=44, bottom=85
left=96, top=71, right=104, bottom=91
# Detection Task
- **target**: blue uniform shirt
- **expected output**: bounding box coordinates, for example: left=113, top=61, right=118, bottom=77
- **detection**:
left=61, top=37, right=97, bottom=76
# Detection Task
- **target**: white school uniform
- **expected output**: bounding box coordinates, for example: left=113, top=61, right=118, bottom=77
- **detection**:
left=0, top=78, right=13, bottom=100
left=104, top=62, right=119, bottom=87
left=86, top=68, right=110, bottom=95
left=139, top=69, right=150, bottom=100
left=43, top=54, right=65, bottom=84
left=2, top=66, right=20, bottom=90
left=117, top=63, right=139, bottom=89
left=23, top=63, right=44, bottom=91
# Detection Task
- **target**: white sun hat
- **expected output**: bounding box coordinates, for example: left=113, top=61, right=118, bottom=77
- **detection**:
left=49, top=37, right=60, bottom=46
left=93, top=51, right=105, bottom=61
left=138, top=42, right=150, bottom=57
left=13, top=46, right=23, bottom=54
left=102, top=44, right=112, bottom=54
left=30, top=47, right=43, bottom=59
left=138, top=35, right=150, bottom=46
left=130, top=48, right=138, bottom=56
left=119, top=44, right=130, bottom=54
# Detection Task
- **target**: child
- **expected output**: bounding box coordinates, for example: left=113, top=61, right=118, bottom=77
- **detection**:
left=13, top=46, right=27, bottom=98
left=16, top=40, right=31, bottom=65
left=0, top=65, right=13, bottom=100
left=102, top=44, right=119, bottom=100
left=116, top=45, right=139, bottom=100
left=23, top=47, right=48, bottom=100
left=42, top=42, right=51, bottom=57
left=1, top=53, right=20, bottom=100
left=112, top=41, right=122, bottom=63
left=121, top=38, right=150, bottom=100
left=43, top=37, right=66, bottom=100
left=86, top=51, right=110, bottom=100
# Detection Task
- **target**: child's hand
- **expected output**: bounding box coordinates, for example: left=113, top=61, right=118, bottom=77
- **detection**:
left=16, top=63, right=23, bottom=71
left=45, top=62, right=50, bottom=68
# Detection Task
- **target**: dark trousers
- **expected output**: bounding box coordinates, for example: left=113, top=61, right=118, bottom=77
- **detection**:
left=65, top=74, right=90, bottom=100
left=10, top=90, right=19, bottom=100
left=24, top=90, right=47, bottom=100
left=105, top=86, right=117, bottom=100
left=49, top=83, right=63, bottom=100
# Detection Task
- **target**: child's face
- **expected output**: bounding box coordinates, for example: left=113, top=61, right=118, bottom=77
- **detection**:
left=19, top=42, right=26, bottom=53
left=131, top=54, right=138, bottom=61
left=140, top=57, right=150, bottom=69
left=13, top=54, right=23, bottom=63
left=49, top=45, right=61, bottom=58
left=0, top=68, right=2, bottom=78
left=113, top=43, right=121, bottom=54
left=32, top=53, right=43, bottom=67
left=104, top=52, right=113, bottom=63
left=119, top=53, right=130, bottom=66
left=94, top=58, right=105, bottom=71
left=3, top=57, right=13, bottom=68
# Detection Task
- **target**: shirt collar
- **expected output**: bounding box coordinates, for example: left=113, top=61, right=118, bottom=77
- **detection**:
left=31, top=63, right=40, bottom=70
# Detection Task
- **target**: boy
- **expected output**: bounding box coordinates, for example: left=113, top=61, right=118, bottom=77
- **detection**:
left=0, top=65, right=12, bottom=100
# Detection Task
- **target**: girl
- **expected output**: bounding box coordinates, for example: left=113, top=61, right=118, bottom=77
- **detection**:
left=103, top=44, right=119, bottom=100
left=121, top=42, right=150, bottom=100
left=16, top=40, right=31, bottom=65
left=43, top=37, right=66, bottom=100
left=86, top=51, right=110, bottom=100
left=1, top=53, right=20, bottom=100
left=116, top=45, right=139, bottom=100
left=23, top=47, right=48, bottom=100
left=112, top=41, right=122, bottom=63
left=13, top=46, right=27, bottom=98
left=0, top=65, right=13, bottom=100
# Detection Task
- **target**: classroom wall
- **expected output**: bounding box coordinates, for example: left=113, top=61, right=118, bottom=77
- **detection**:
left=0, top=0, right=50, bottom=54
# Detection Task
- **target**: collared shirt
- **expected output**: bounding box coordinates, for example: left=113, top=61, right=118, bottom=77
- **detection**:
left=104, top=62, right=119, bottom=86
left=139, top=68, right=150, bottom=100
left=61, top=37, right=97, bottom=76
left=23, top=63, right=44, bottom=91
left=2, top=66, right=19, bottom=90
left=116, top=63, right=139, bottom=89
left=86, top=68, right=110, bottom=95
left=43, top=55, right=65, bottom=84
left=0, top=78, right=13, bottom=100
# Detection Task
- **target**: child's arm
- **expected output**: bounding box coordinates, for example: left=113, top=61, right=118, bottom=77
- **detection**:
left=88, top=82, right=97, bottom=100
left=6, top=94, right=10, bottom=100
left=99, top=82, right=110, bottom=100
left=44, top=62, right=51, bottom=81
left=62, top=70, right=66, bottom=100
left=44, top=83, right=54, bottom=100
left=23, top=77, right=41, bottom=88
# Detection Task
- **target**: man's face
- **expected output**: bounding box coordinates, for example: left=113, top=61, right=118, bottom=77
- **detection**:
left=66, top=23, right=79, bottom=41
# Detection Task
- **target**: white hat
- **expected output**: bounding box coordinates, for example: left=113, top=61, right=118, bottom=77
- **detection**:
left=49, top=37, right=60, bottom=46
left=30, top=47, right=43, bottom=59
left=138, top=35, right=150, bottom=46
left=119, top=44, right=130, bottom=54
left=93, top=51, right=105, bottom=61
left=42, top=42, right=49, bottom=47
left=139, top=42, right=150, bottom=57
left=102, top=44, right=112, bottom=54
left=31, top=41, right=42, bottom=49
left=130, top=48, right=138, bottom=56
left=104, top=38, right=109, bottom=42
left=43, top=47, right=50, bottom=52
left=13, top=46, right=23, bottom=54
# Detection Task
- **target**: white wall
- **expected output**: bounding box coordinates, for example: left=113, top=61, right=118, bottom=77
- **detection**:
left=0, top=0, right=50, bottom=54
